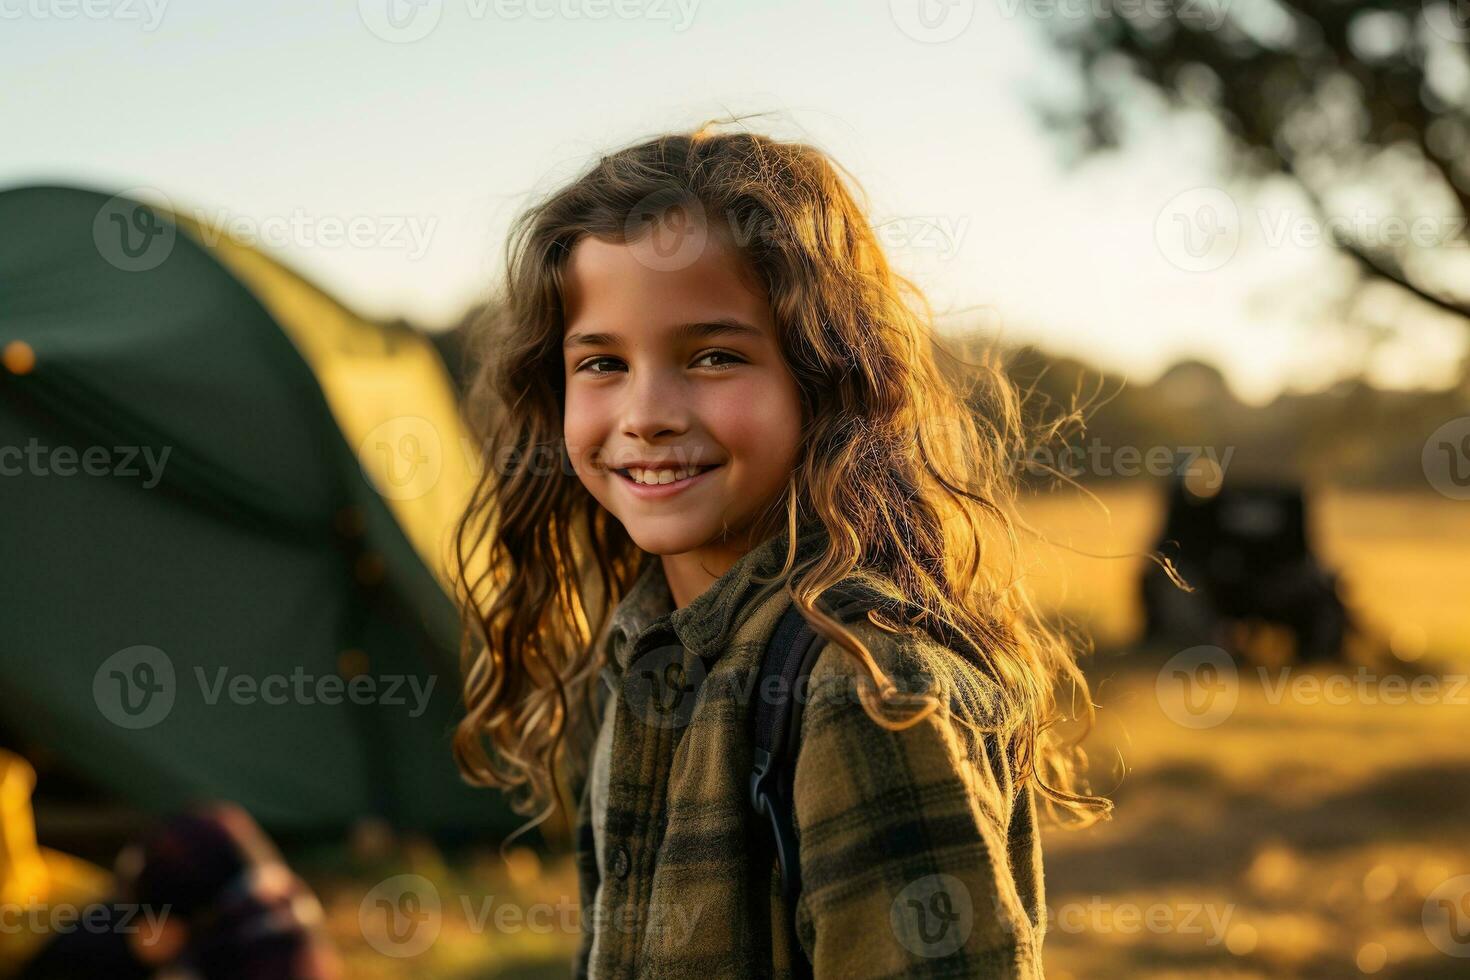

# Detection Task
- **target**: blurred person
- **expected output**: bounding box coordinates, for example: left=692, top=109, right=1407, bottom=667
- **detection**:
left=0, top=764, right=341, bottom=980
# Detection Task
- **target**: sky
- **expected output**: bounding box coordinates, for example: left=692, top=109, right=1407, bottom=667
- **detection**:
left=3, top=0, right=1465, bottom=403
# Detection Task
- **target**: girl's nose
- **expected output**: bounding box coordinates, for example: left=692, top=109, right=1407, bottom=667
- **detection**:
left=620, top=369, right=690, bottom=441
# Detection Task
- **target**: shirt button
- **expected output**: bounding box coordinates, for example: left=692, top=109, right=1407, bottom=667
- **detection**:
left=610, top=845, right=631, bottom=880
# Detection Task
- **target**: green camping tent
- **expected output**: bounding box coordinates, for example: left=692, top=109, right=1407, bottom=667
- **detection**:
left=0, top=185, right=510, bottom=838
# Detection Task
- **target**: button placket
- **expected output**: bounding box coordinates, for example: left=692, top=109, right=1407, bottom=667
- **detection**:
left=594, top=686, right=636, bottom=977
left=616, top=623, right=687, bottom=977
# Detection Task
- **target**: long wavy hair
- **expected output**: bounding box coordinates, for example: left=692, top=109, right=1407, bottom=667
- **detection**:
left=451, top=119, right=1113, bottom=835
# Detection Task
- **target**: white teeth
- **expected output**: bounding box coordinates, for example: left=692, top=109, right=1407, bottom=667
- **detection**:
left=627, top=466, right=702, bottom=485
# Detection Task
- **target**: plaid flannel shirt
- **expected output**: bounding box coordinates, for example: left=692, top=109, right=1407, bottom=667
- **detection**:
left=568, top=523, right=1046, bottom=979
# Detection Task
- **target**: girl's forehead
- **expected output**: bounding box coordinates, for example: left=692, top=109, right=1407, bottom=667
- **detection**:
left=561, top=234, right=771, bottom=334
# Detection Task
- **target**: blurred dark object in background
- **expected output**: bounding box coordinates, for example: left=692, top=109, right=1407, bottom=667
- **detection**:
left=19, top=803, right=341, bottom=980
left=1140, top=468, right=1361, bottom=663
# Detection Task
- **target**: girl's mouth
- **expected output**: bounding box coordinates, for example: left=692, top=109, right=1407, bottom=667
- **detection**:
left=612, top=464, right=721, bottom=499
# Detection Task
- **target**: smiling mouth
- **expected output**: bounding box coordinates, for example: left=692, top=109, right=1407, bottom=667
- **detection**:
left=613, top=464, right=721, bottom=487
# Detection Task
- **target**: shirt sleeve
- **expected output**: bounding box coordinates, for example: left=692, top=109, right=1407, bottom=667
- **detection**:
left=791, top=621, right=1046, bottom=979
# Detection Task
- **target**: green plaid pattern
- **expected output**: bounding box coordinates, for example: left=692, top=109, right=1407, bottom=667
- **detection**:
left=569, top=524, right=1046, bottom=979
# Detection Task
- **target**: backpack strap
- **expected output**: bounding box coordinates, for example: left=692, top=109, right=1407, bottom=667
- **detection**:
left=750, top=584, right=885, bottom=977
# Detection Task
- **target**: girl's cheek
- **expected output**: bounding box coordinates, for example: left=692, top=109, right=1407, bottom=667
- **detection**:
left=702, top=384, right=762, bottom=446
left=562, top=394, right=605, bottom=471
left=708, top=378, right=801, bottom=461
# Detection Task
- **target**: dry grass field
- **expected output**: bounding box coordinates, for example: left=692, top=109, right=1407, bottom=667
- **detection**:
left=301, top=486, right=1470, bottom=979
left=1022, top=485, right=1470, bottom=979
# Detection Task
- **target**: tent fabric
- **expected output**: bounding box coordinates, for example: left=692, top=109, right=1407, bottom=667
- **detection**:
left=174, top=210, right=477, bottom=593
left=0, top=185, right=507, bottom=836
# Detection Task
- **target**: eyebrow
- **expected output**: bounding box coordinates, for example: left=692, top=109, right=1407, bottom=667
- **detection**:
left=562, top=317, right=764, bottom=351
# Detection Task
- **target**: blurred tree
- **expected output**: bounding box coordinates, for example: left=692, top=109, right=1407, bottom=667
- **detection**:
left=1040, top=0, right=1470, bottom=322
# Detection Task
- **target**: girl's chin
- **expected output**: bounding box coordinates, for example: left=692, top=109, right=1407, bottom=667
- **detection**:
left=620, top=518, right=728, bottom=553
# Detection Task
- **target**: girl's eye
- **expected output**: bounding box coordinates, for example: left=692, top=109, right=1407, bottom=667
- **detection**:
left=576, top=356, right=623, bottom=376
left=693, top=350, right=745, bottom=371
left=574, top=350, right=745, bottom=375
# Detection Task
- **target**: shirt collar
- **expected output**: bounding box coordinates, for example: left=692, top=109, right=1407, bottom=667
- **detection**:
left=606, top=521, right=831, bottom=676
left=604, top=549, right=675, bottom=668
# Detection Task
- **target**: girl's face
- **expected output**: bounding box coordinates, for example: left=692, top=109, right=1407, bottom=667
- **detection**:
left=561, top=229, right=803, bottom=565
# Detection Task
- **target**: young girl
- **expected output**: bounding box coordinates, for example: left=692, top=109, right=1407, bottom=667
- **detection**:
left=451, top=122, right=1111, bottom=979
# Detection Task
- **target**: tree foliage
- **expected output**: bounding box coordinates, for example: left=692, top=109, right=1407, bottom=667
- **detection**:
left=1042, top=0, right=1470, bottom=322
